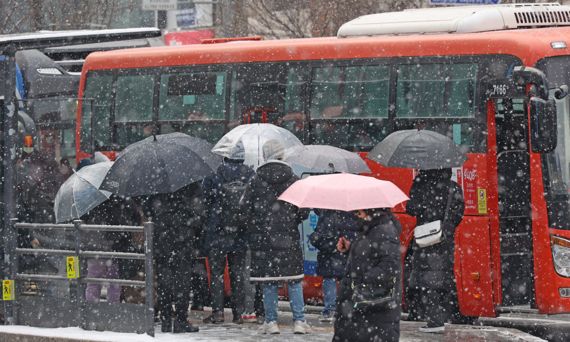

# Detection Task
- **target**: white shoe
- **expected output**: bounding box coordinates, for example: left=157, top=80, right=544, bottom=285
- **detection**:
left=419, top=325, right=445, bottom=333
left=261, top=321, right=280, bottom=334
left=293, top=320, right=310, bottom=334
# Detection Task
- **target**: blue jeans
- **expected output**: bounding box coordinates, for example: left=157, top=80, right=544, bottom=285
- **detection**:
left=322, top=277, right=337, bottom=315
left=262, top=281, right=305, bottom=323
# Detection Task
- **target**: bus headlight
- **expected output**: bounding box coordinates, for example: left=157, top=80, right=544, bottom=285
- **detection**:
left=551, top=235, right=570, bottom=277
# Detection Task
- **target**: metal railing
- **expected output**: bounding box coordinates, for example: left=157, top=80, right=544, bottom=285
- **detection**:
left=3, top=220, right=155, bottom=336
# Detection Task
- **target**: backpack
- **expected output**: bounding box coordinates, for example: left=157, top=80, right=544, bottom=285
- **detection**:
left=219, top=180, right=248, bottom=229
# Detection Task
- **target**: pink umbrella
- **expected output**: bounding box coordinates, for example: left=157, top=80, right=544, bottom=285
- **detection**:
left=278, top=173, right=408, bottom=211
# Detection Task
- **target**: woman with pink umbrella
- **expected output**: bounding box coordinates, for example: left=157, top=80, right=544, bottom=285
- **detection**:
left=279, top=173, right=408, bottom=342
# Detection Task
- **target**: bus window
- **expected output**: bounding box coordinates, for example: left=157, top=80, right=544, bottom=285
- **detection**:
left=115, top=74, right=155, bottom=122
left=309, top=64, right=390, bottom=118
left=158, top=70, right=228, bottom=144
left=396, top=62, right=477, bottom=118
left=231, top=63, right=309, bottom=140
left=159, top=71, right=226, bottom=121
left=113, top=73, right=155, bottom=147
left=309, top=64, right=389, bottom=149
left=80, top=72, right=113, bottom=152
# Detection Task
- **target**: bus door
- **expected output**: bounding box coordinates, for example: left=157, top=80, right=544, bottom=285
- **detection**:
left=493, top=98, right=535, bottom=307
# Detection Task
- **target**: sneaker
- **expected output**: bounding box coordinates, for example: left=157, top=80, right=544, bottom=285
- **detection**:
left=261, top=321, right=280, bottom=334
left=242, top=312, right=257, bottom=323
left=256, top=315, right=265, bottom=325
left=319, top=312, right=334, bottom=322
left=419, top=325, right=445, bottom=333
left=203, top=312, right=224, bottom=324
left=293, top=320, right=310, bottom=334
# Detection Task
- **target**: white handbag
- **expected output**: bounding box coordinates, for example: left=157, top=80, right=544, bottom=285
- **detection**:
left=414, top=220, right=442, bottom=247
left=413, top=188, right=453, bottom=248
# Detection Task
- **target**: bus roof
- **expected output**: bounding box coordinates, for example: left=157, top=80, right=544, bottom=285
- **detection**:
left=83, top=26, right=570, bottom=72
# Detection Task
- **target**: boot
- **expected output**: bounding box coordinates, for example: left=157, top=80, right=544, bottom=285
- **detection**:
left=203, top=311, right=224, bottom=324
left=160, top=317, right=172, bottom=333
left=173, top=320, right=199, bottom=333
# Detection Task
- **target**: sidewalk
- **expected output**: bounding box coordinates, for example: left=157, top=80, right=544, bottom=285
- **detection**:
left=0, top=306, right=544, bottom=342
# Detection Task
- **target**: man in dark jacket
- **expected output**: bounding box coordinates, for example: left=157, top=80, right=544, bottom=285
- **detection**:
left=240, top=140, right=310, bottom=334
left=333, top=208, right=402, bottom=342
left=406, top=168, right=464, bottom=333
left=202, top=158, right=254, bottom=324
left=144, top=182, right=203, bottom=333
left=309, top=210, right=356, bottom=322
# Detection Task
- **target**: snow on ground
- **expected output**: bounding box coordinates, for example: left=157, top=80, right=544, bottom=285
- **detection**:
left=0, top=323, right=333, bottom=342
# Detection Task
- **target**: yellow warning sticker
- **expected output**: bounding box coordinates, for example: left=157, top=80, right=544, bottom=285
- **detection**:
left=477, top=188, right=488, bottom=214
left=66, top=256, right=79, bottom=279
left=2, top=279, right=15, bottom=301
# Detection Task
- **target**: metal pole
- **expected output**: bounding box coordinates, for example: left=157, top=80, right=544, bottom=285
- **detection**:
left=2, top=46, right=17, bottom=271
left=143, top=221, right=154, bottom=337
left=73, top=220, right=85, bottom=329
left=3, top=218, right=18, bottom=325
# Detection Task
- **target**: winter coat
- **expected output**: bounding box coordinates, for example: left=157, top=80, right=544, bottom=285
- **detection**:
left=406, top=169, right=465, bottom=290
left=17, top=152, right=65, bottom=223
left=81, top=196, right=139, bottom=252
left=240, top=160, right=308, bottom=281
left=309, top=210, right=356, bottom=279
left=202, top=160, right=255, bottom=253
left=333, top=210, right=402, bottom=342
left=144, top=182, right=204, bottom=266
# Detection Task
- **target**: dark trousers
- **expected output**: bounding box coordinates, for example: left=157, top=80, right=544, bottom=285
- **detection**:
left=157, top=256, right=193, bottom=323
left=209, top=249, right=246, bottom=316
left=254, top=283, right=264, bottom=316
left=422, top=288, right=451, bottom=327
left=191, top=257, right=209, bottom=308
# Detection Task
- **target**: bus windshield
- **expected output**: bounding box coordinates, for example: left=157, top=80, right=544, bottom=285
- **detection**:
left=538, top=56, right=570, bottom=230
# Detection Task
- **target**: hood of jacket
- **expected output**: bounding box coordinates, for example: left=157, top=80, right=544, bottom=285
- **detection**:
left=217, top=160, right=253, bottom=183
left=256, top=160, right=294, bottom=185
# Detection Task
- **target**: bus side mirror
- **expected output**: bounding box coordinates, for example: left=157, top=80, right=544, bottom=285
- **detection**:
left=554, top=85, right=569, bottom=100
left=513, top=66, right=549, bottom=100
left=530, top=97, right=557, bottom=153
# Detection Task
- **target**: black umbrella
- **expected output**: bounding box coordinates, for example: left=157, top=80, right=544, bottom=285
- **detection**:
left=368, top=129, right=467, bottom=169
left=100, top=132, right=221, bottom=197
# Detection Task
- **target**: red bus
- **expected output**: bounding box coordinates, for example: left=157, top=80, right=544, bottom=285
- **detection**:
left=76, top=3, right=570, bottom=317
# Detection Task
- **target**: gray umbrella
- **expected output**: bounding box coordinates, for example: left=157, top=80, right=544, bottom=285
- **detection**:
left=54, top=161, right=113, bottom=223
left=100, top=132, right=221, bottom=197
left=369, top=129, right=467, bottom=169
left=285, top=145, right=370, bottom=175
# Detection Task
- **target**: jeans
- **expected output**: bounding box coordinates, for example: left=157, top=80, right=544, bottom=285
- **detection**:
left=85, top=259, right=120, bottom=303
left=322, top=277, right=337, bottom=315
left=263, top=281, right=305, bottom=323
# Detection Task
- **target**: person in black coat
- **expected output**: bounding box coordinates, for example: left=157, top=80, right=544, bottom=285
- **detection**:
left=240, top=140, right=310, bottom=334
left=309, top=210, right=357, bottom=322
left=201, top=158, right=255, bottom=324
left=144, top=182, right=203, bottom=334
left=405, top=168, right=465, bottom=333
left=333, top=208, right=402, bottom=342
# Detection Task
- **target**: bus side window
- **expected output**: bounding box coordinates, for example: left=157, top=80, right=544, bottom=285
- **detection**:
left=115, top=74, right=154, bottom=122
left=396, top=62, right=477, bottom=118
left=81, top=72, right=113, bottom=152
left=230, top=63, right=308, bottom=141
